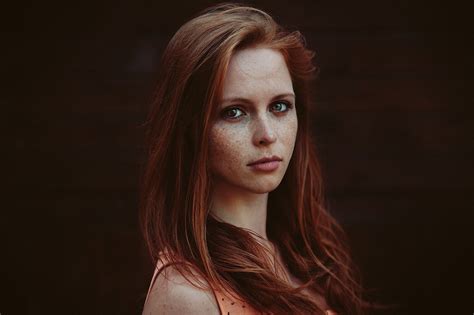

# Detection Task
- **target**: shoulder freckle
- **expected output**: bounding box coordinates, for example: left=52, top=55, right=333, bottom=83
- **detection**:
left=143, top=265, right=220, bottom=315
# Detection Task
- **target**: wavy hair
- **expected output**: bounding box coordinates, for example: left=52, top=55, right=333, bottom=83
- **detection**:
left=140, top=3, right=369, bottom=314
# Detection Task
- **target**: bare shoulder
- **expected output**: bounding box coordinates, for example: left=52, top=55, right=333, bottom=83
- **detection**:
left=142, top=263, right=220, bottom=315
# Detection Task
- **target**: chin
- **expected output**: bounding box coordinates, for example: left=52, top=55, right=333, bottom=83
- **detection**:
left=249, top=186, right=278, bottom=194
left=245, top=177, right=283, bottom=194
left=214, top=172, right=285, bottom=194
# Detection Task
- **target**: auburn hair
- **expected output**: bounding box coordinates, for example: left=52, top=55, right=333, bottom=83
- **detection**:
left=140, top=3, right=368, bottom=314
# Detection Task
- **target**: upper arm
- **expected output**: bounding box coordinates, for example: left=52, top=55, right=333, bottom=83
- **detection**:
left=142, top=265, right=221, bottom=315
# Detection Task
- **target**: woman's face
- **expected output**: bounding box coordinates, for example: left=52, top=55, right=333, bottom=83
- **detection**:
left=209, top=46, right=298, bottom=194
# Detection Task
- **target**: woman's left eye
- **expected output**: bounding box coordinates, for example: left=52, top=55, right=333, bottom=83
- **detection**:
left=271, top=101, right=290, bottom=113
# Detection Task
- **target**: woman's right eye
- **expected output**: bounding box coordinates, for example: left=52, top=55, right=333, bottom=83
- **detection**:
left=222, top=107, right=245, bottom=120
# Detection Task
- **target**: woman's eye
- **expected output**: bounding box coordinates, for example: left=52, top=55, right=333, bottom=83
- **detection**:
left=222, top=107, right=245, bottom=119
left=271, top=101, right=290, bottom=113
left=221, top=102, right=290, bottom=120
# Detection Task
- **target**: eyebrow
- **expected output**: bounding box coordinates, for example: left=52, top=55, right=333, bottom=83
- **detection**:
left=220, top=93, right=295, bottom=105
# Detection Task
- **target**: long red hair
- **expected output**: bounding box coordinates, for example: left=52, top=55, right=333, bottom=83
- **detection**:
left=140, top=3, right=367, bottom=314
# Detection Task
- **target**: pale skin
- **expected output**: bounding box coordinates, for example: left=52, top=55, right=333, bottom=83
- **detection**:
left=143, top=46, right=333, bottom=314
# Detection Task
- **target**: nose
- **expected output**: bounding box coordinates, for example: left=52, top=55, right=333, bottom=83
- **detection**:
left=252, top=115, right=277, bottom=146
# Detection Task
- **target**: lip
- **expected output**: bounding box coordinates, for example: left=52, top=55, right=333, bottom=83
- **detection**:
left=247, top=155, right=283, bottom=166
left=249, top=160, right=281, bottom=172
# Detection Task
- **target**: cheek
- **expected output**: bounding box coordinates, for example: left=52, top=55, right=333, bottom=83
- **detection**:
left=209, top=125, right=248, bottom=171
left=279, top=113, right=298, bottom=147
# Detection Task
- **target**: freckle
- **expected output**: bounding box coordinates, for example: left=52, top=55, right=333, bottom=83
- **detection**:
left=231, top=302, right=235, bottom=305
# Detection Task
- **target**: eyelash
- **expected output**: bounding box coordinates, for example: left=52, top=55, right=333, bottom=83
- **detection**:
left=221, top=101, right=293, bottom=120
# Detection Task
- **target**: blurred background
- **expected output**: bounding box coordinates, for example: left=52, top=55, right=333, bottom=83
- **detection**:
left=2, top=0, right=472, bottom=314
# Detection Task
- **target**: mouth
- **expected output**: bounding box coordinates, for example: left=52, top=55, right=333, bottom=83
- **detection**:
left=247, top=155, right=283, bottom=166
left=247, top=155, right=282, bottom=172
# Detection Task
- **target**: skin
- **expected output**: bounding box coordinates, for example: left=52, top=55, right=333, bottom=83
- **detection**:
left=143, top=265, right=221, bottom=315
left=209, top=46, right=298, bottom=243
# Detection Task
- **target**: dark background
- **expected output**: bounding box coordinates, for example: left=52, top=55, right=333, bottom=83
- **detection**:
left=3, top=0, right=473, bottom=314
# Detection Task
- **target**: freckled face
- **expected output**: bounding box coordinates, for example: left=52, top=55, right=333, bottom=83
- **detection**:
left=208, top=47, right=298, bottom=194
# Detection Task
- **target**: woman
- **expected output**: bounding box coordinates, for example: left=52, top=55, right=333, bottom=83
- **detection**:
left=140, top=3, right=367, bottom=314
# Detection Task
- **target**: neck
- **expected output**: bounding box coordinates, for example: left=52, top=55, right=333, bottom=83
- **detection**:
left=209, top=179, right=292, bottom=283
left=210, top=179, right=269, bottom=241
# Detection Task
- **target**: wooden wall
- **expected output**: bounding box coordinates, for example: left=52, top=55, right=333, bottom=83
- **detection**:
left=3, top=0, right=472, bottom=314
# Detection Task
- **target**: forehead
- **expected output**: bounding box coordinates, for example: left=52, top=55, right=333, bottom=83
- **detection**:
left=221, top=47, right=294, bottom=100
